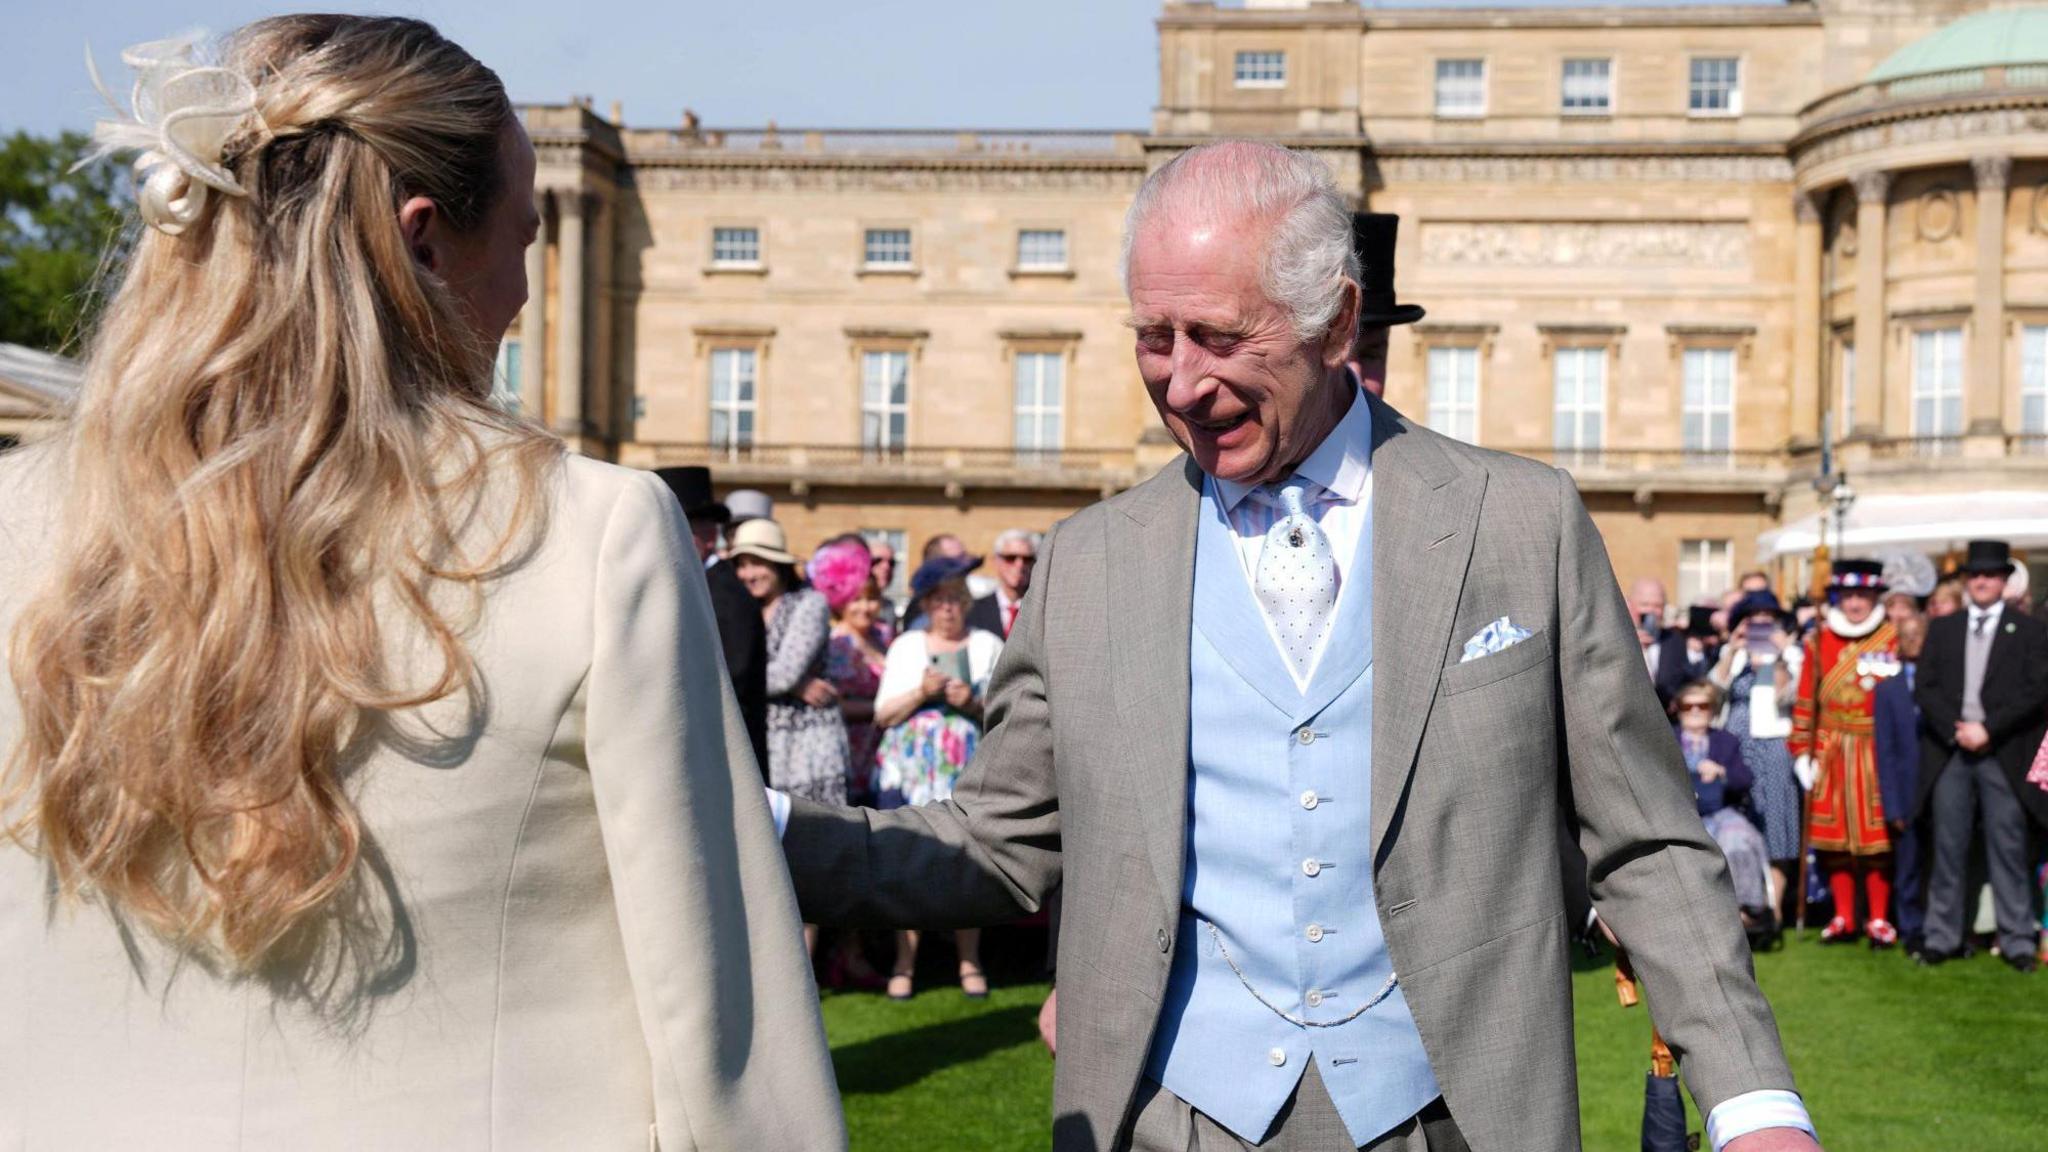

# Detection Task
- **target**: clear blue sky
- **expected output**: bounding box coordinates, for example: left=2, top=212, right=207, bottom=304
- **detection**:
left=4, top=1, right=1787, bottom=137
left=3, top=0, right=1163, bottom=136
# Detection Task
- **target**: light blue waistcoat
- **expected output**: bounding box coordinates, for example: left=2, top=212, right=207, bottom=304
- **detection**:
left=1143, top=481, right=1439, bottom=1147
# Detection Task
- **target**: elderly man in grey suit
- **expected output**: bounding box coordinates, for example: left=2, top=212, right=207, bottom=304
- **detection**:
left=771, top=141, right=1818, bottom=1152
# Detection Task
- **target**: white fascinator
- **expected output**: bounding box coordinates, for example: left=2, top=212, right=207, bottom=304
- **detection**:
left=79, top=33, right=263, bottom=237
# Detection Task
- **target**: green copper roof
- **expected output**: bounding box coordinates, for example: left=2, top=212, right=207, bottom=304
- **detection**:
left=1868, top=7, right=2048, bottom=83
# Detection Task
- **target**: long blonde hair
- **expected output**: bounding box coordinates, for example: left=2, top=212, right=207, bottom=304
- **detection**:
left=4, top=16, right=558, bottom=972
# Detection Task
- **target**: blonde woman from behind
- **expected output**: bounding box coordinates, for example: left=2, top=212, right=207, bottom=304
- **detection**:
left=0, top=17, right=841, bottom=1150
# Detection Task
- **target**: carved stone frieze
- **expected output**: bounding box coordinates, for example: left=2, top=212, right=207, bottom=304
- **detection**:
left=1420, top=220, right=1750, bottom=268
left=628, top=164, right=1145, bottom=195
left=1375, top=154, right=1793, bottom=184
left=1799, top=108, right=2048, bottom=173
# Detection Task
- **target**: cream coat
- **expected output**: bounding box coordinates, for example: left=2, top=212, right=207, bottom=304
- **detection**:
left=0, top=444, right=845, bottom=1151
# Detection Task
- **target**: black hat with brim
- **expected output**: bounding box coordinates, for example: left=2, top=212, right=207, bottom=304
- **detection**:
left=653, top=466, right=730, bottom=524
left=1829, top=558, right=1887, bottom=592
left=1960, top=539, right=2016, bottom=576
left=1352, top=212, right=1426, bottom=329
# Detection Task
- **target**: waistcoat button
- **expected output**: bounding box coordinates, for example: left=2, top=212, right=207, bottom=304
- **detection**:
left=1157, top=928, right=1170, bottom=953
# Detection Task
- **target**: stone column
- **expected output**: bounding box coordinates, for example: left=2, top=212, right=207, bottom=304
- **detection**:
left=1851, top=169, right=1890, bottom=438
left=1968, top=154, right=2011, bottom=441
left=518, top=191, right=549, bottom=419
left=1791, top=190, right=1823, bottom=447
left=554, top=191, right=586, bottom=440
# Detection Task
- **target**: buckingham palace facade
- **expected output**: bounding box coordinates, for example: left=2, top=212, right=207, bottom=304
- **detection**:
left=507, top=0, right=2048, bottom=605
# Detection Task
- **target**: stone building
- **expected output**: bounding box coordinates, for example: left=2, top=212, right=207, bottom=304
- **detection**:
left=510, top=0, right=2048, bottom=606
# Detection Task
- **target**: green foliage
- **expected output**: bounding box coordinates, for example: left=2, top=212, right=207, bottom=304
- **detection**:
left=0, top=130, right=130, bottom=352
left=821, top=936, right=2048, bottom=1150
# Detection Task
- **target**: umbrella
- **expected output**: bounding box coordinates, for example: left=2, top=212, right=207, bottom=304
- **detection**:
left=1615, top=949, right=1693, bottom=1152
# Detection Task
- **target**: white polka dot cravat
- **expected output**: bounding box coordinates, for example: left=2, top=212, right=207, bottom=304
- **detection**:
left=1254, top=482, right=1337, bottom=682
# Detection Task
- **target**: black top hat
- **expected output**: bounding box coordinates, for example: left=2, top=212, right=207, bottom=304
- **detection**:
left=1959, top=539, right=2016, bottom=576
left=653, top=466, right=729, bottom=523
left=1684, top=605, right=1720, bottom=638
left=1828, top=557, right=1887, bottom=592
left=1351, top=212, right=1426, bottom=329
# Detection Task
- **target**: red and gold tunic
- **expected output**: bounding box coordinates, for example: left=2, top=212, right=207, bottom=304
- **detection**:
left=1789, top=619, right=1901, bottom=856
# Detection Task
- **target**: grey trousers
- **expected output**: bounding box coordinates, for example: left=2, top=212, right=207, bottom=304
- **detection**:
left=1126, top=1064, right=1469, bottom=1152
left=1925, top=752, right=2038, bottom=958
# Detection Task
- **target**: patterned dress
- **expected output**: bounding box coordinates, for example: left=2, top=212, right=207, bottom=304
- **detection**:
left=1790, top=620, right=1901, bottom=857
left=824, top=630, right=886, bottom=805
left=873, top=629, right=1004, bottom=809
left=1727, top=661, right=1801, bottom=861
left=764, top=586, right=850, bottom=806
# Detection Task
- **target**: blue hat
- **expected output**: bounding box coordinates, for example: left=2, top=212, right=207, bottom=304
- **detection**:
left=1728, top=590, right=1783, bottom=625
left=910, top=554, right=982, bottom=599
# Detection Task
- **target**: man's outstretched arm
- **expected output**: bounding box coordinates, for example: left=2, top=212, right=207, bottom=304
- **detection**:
left=779, top=525, right=1066, bottom=930
left=1551, top=469, right=1818, bottom=1152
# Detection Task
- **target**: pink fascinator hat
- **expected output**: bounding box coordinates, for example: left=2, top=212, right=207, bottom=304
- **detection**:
left=806, top=539, right=873, bottom=613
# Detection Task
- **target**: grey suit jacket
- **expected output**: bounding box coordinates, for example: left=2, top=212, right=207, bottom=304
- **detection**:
left=785, top=398, right=1794, bottom=1151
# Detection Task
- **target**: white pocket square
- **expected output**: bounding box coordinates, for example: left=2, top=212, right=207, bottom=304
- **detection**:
left=1460, top=616, right=1533, bottom=664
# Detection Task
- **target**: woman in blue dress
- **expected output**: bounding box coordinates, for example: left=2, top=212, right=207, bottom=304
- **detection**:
left=1713, top=590, right=1802, bottom=924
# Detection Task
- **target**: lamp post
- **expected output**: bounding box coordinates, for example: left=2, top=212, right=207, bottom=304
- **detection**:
left=1831, top=476, right=1857, bottom=567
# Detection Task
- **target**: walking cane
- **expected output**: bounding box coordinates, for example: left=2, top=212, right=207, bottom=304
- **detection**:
left=1792, top=638, right=1822, bottom=939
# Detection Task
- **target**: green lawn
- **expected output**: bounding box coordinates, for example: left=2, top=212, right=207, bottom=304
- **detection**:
left=821, top=932, right=2047, bottom=1151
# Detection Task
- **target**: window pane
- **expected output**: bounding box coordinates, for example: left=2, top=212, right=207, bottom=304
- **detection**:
left=711, top=410, right=730, bottom=444
left=1689, top=57, right=1739, bottom=113
left=1562, top=59, right=1612, bottom=111
left=1435, top=59, right=1485, bottom=115
left=2023, top=327, right=2048, bottom=433
left=712, top=227, right=759, bottom=264
left=1234, top=51, right=1286, bottom=87
left=864, top=229, right=913, bottom=266
left=1018, top=229, right=1067, bottom=269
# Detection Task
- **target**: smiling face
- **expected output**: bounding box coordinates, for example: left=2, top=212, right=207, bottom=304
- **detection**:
left=1126, top=212, right=1357, bottom=486
left=733, top=555, right=785, bottom=602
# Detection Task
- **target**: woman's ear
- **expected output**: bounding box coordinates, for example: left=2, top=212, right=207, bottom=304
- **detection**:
left=397, top=195, right=443, bottom=273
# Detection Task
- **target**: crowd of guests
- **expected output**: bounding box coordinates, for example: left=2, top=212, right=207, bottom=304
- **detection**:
left=658, top=465, right=1039, bottom=998
left=1631, top=542, right=2048, bottom=972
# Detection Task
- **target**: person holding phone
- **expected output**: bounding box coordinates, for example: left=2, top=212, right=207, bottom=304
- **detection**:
left=872, top=558, right=1006, bottom=998
left=1713, top=590, right=1803, bottom=927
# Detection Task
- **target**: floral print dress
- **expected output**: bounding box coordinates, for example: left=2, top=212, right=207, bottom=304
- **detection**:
left=873, top=629, right=1004, bottom=809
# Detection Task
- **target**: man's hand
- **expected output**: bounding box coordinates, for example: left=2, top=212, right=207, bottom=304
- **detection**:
left=943, top=678, right=974, bottom=710
left=1955, top=721, right=1991, bottom=754
left=1037, top=988, right=1058, bottom=1055
left=799, top=678, right=839, bottom=709
left=1698, top=759, right=1726, bottom=784
left=1725, top=1128, right=1821, bottom=1152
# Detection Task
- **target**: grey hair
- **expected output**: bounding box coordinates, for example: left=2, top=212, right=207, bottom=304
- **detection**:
left=1120, top=140, right=1360, bottom=343
left=992, top=528, right=1037, bottom=554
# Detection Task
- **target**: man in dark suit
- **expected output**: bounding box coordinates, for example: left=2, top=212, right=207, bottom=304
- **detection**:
left=1913, top=540, right=2048, bottom=972
left=969, top=528, right=1037, bottom=639
left=1630, top=578, right=1706, bottom=711
left=655, top=466, right=770, bottom=782
left=1872, top=611, right=1930, bottom=955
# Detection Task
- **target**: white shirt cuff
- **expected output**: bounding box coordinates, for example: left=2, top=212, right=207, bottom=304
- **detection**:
left=766, top=787, right=791, bottom=839
left=1707, top=1089, right=1814, bottom=1151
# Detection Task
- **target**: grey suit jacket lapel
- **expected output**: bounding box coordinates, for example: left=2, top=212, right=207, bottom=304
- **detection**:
left=1109, top=457, right=1201, bottom=915
left=1368, top=400, right=1485, bottom=861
